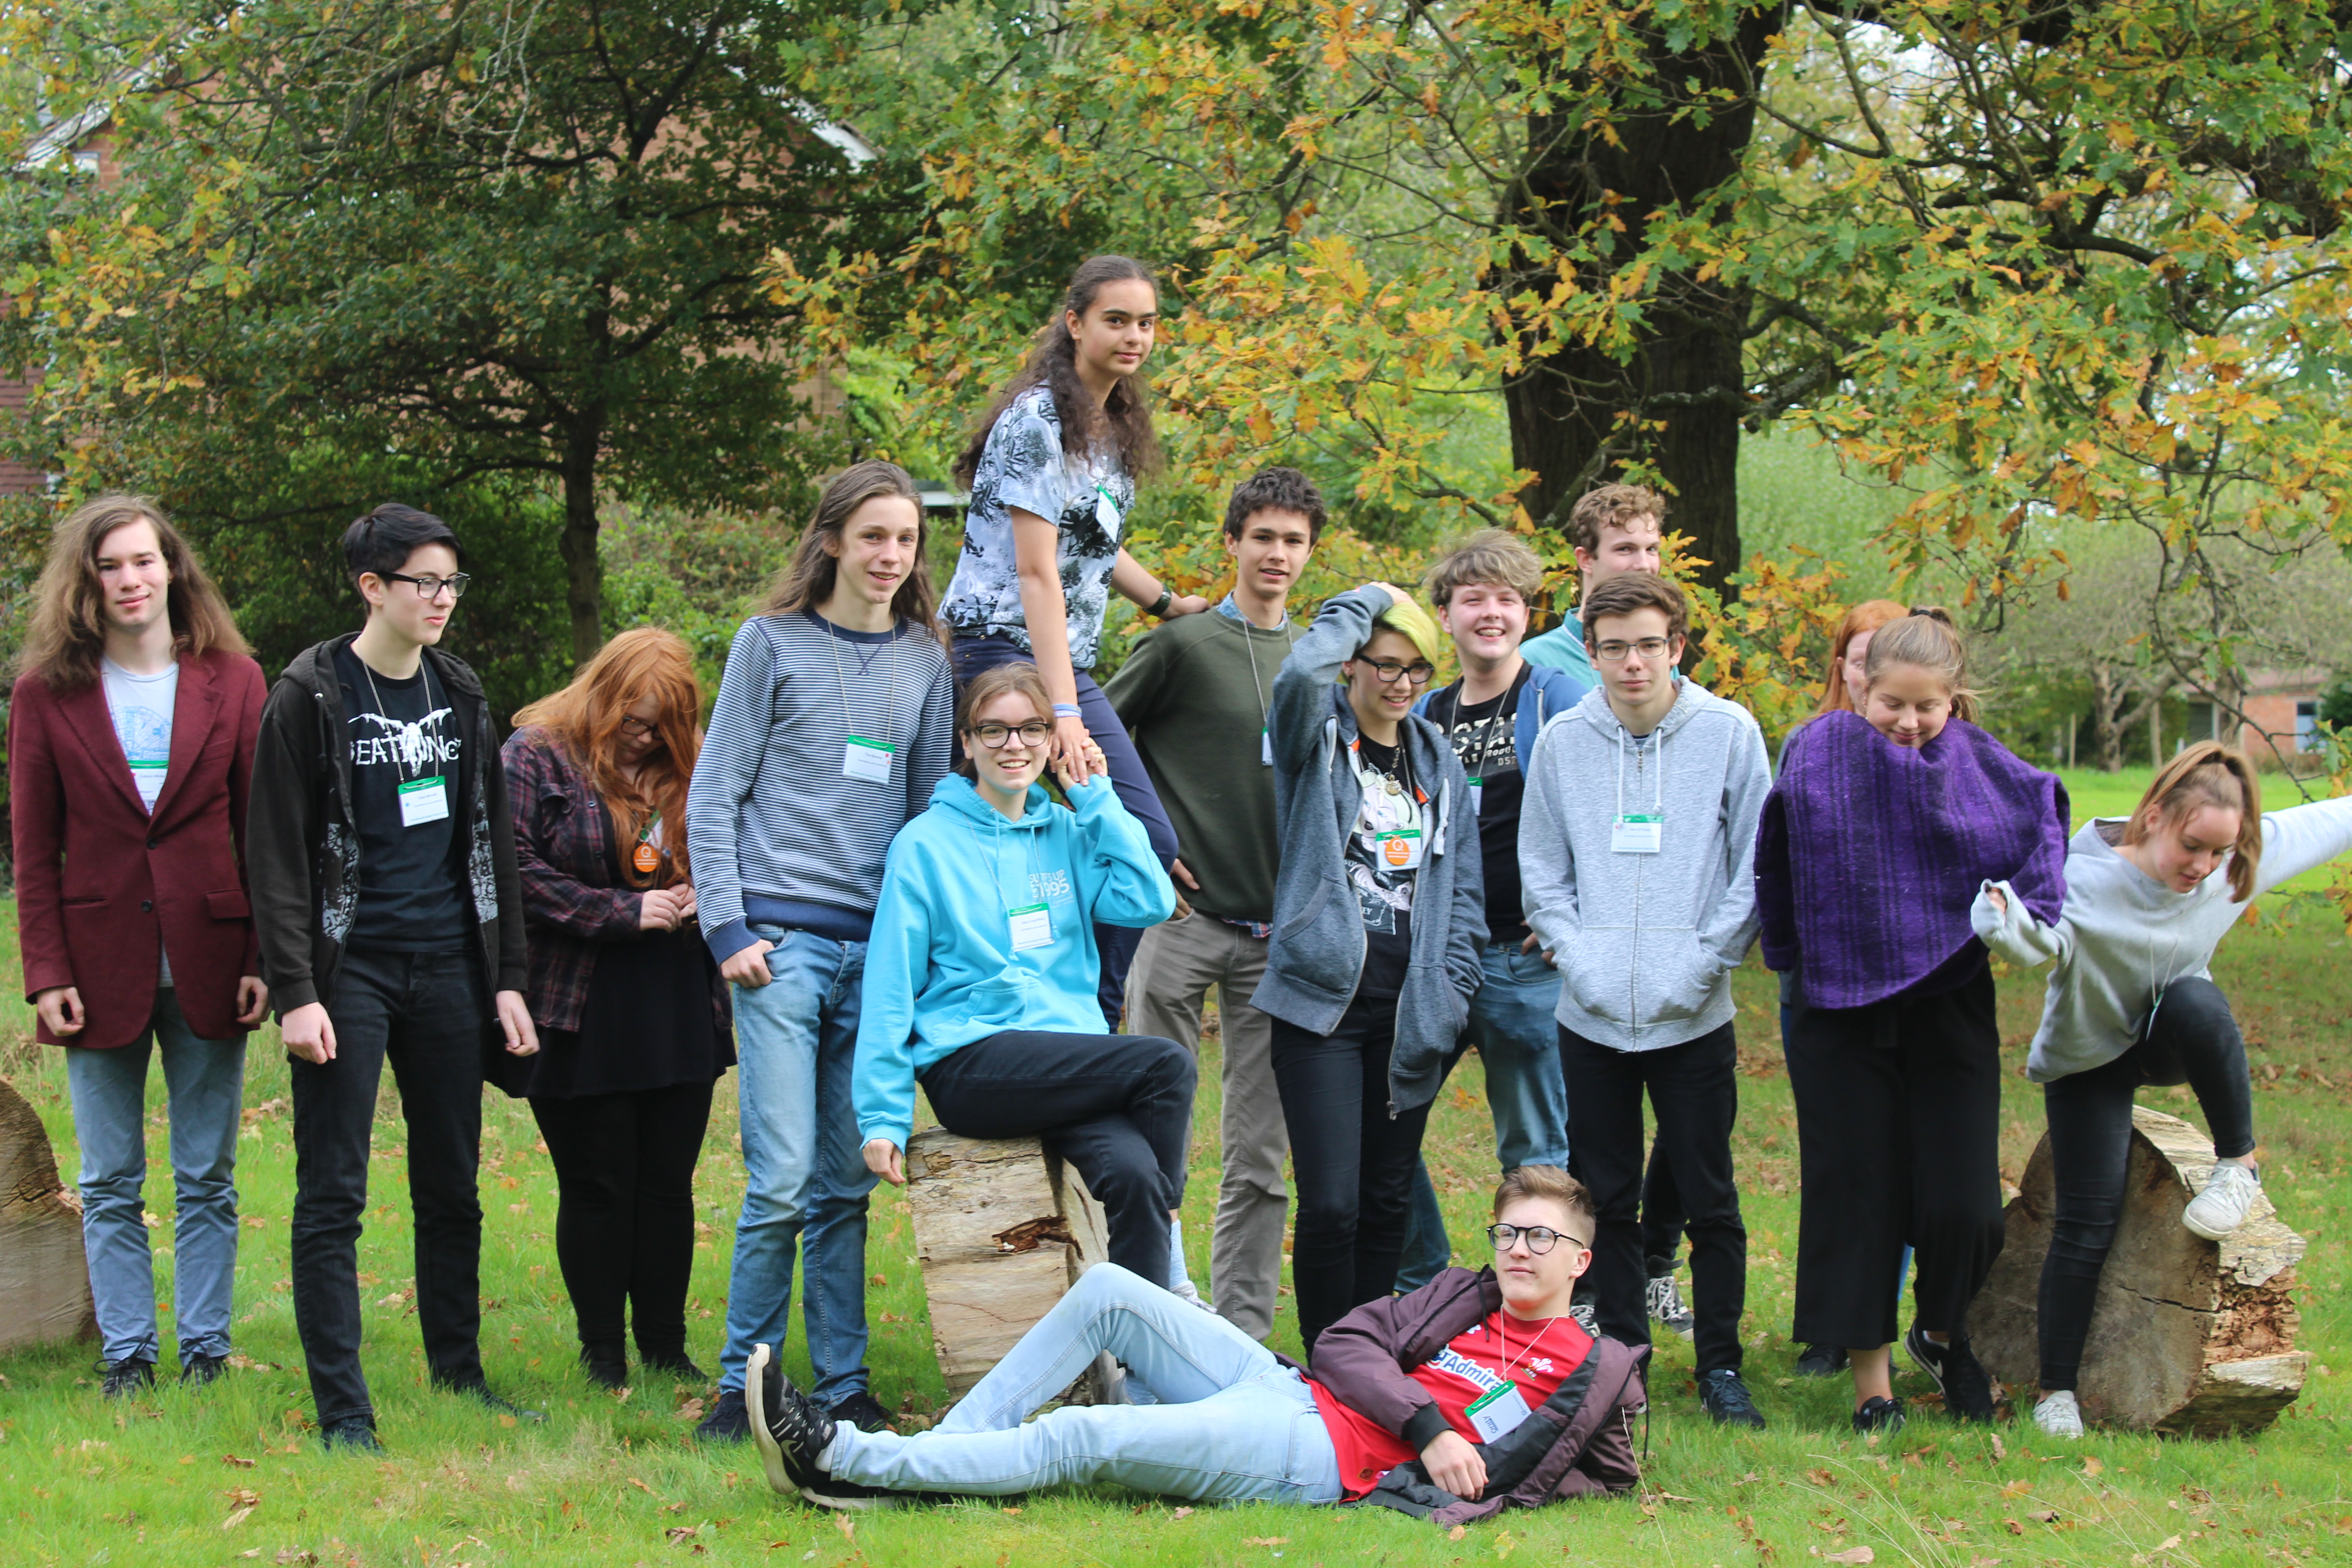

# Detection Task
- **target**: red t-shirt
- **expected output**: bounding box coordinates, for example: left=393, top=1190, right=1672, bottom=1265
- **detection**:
left=1310, top=1311, right=1595, bottom=1499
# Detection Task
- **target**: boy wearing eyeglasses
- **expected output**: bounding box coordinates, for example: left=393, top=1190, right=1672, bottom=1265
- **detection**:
left=248, top=503, right=540, bottom=1450
left=1519, top=573, right=1772, bottom=1430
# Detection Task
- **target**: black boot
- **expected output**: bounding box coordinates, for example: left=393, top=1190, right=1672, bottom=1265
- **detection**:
left=580, top=1341, right=630, bottom=1390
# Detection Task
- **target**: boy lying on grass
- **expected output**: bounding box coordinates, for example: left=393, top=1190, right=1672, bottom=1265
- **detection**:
left=747, top=1166, right=1647, bottom=1526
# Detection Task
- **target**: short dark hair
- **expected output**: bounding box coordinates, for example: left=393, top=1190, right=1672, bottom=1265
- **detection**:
left=1582, top=572, right=1688, bottom=642
left=342, top=503, right=463, bottom=589
left=1224, top=466, right=1326, bottom=541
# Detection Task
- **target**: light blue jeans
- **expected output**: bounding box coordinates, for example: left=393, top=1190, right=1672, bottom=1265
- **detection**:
left=1396, top=942, right=1568, bottom=1289
left=64, top=993, right=246, bottom=1366
left=719, top=928, right=878, bottom=1402
left=832, top=1264, right=1343, bottom=1504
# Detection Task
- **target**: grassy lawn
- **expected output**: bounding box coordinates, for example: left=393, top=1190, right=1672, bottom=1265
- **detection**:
left=4, top=766, right=2350, bottom=1566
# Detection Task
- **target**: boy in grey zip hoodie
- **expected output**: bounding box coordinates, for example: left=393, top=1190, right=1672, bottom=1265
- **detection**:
left=1519, top=573, right=1772, bottom=1427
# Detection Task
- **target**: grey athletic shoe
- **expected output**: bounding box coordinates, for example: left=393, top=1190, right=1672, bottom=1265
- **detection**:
left=1646, top=1270, right=1696, bottom=1340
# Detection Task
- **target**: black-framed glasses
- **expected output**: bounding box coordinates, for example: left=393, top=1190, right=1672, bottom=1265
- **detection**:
left=1486, top=1223, right=1588, bottom=1255
left=618, top=715, right=658, bottom=739
left=1592, top=637, right=1673, bottom=664
left=382, top=569, right=472, bottom=601
left=1360, top=658, right=1436, bottom=686
left=971, top=721, right=1054, bottom=749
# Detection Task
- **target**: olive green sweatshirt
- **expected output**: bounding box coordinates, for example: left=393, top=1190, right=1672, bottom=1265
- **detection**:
left=1104, top=606, right=1306, bottom=925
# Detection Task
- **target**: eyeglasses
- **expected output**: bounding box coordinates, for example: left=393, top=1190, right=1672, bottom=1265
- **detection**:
left=1359, top=658, right=1437, bottom=686
left=1592, top=637, right=1674, bottom=664
left=382, top=570, right=472, bottom=601
left=1485, top=1223, right=1588, bottom=1255
left=971, top=721, right=1054, bottom=749
left=618, top=715, right=658, bottom=739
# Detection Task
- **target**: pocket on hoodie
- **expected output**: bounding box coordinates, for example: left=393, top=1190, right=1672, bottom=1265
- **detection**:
left=1274, top=876, right=1334, bottom=943
left=1645, top=930, right=1724, bottom=1024
left=1560, top=928, right=1638, bottom=1026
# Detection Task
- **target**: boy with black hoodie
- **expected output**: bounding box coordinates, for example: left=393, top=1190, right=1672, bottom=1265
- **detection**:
left=248, top=504, right=539, bottom=1450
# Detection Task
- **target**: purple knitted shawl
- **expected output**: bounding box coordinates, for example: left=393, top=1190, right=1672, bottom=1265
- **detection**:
left=1755, top=710, right=2069, bottom=1010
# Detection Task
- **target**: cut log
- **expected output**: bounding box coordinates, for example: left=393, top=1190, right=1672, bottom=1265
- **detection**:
left=903, top=1127, right=1109, bottom=1397
left=0, top=1074, right=98, bottom=1353
left=1970, top=1105, right=2306, bottom=1435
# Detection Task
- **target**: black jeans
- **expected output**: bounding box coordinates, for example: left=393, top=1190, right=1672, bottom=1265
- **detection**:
left=1637, top=1141, right=1685, bottom=1270
left=529, top=1081, right=714, bottom=1362
left=289, top=946, right=492, bottom=1427
left=950, top=635, right=1180, bottom=1028
left=1271, top=1000, right=1435, bottom=1358
left=2037, top=976, right=2254, bottom=1389
left=920, top=1029, right=1194, bottom=1287
left=1562, top=1021, right=1748, bottom=1374
left=1784, top=966, right=2004, bottom=1350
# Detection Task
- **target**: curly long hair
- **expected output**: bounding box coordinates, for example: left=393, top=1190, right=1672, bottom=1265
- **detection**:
left=953, top=255, right=1165, bottom=488
left=17, top=494, right=249, bottom=691
left=510, top=627, right=703, bottom=888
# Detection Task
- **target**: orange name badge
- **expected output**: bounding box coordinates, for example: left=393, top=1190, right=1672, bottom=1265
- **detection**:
left=633, top=841, right=662, bottom=874
left=1375, top=828, right=1424, bottom=869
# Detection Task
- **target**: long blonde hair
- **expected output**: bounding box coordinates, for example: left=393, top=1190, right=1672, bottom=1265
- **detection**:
left=2124, top=740, right=2264, bottom=902
left=510, top=628, right=703, bottom=887
left=17, top=494, right=249, bottom=691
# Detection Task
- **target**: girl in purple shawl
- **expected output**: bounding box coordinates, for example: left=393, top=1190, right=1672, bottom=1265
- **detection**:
left=1754, top=608, right=2068, bottom=1434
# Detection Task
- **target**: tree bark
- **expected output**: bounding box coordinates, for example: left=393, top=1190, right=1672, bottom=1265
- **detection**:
left=1500, top=11, right=1780, bottom=598
left=558, top=418, right=606, bottom=671
left=0, top=1076, right=98, bottom=1353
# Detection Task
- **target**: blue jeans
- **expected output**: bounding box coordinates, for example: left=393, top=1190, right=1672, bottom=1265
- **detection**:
left=719, top=927, right=878, bottom=1402
left=65, top=993, right=246, bottom=1366
left=832, top=1264, right=1343, bottom=1503
left=1396, top=942, right=1568, bottom=1290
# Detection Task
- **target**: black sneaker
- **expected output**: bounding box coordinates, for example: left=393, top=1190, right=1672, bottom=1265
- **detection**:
left=179, top=1352, right=229, bottom=1387
left=1905, top=1326, right=1998, bottom=1421
left=695, top=1388, right=749, bottom=1444
left=1794, top=1343, right=1849, bottom=1377
left=1852, top=1395, right=1905, bottom=1435
left=746, top=1343, right=898, bottom=1511
left=641, top=1350, right=708, bottom=1381
left=438, top=1377, right=548, bottom=1423
left=100, top=1357, right=156, bottom=1399
left=1695, top=1368, right=1767, bottom=1430
left=319, top=1416, right=383, bottom=1453
left=831, top=1389, right=895, bottom=1434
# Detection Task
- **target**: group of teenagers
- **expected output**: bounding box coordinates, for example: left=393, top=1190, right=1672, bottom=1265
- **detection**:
left=16, top=253, right=2347, bottom=1526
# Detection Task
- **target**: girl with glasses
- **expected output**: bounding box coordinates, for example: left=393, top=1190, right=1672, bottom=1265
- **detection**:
left=852, top=662, right=1196, bottom=1296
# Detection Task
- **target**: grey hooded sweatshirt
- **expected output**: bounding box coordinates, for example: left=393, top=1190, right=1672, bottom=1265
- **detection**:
left=1519, top=679, right=1772, bottom=1052
left=1250, top=586, right=1486, bottom=1116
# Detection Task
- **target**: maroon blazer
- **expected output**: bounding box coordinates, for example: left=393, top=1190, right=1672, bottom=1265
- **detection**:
left=11, top=648, right=267, bottom=1048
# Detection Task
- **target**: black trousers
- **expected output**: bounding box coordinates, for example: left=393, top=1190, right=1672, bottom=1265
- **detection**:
left=1562, top=1021, right=1748, bottom=1374
left=289, top=946, right=490, bottom=1427
left=2037, top=976, right=2255, bottom=1389
left=1637, top=1142, right=1685, bottom=1269
left=921, top=1029, right=1195, bottom=1288
left=1785, top=966, right=2004, bottom=1350
left=1271, top=1000, right=1435, bottom=1357
left=529, top=1080, right=714, bottom=1361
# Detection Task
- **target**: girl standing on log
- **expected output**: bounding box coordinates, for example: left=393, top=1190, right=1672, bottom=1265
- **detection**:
left=939, top=255, right=1209, bottom=1028
left=1974, top=741, right=2352, bottom=1438
left=1755, top=608, right=2071, bottom=1433
left=852, top=663, right=1194, bottom=1289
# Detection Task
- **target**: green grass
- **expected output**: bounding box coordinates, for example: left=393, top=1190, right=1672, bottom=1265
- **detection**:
left=5, top=773, right=2351, bottom=1566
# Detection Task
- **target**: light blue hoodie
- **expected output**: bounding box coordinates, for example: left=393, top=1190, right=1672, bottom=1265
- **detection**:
left=853, top=771, right=1176, bottom=1148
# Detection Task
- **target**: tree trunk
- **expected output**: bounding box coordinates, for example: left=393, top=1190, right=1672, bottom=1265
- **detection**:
left=2088, top=663, right=2146, bottom=773
left=1501, top=11, right=1780, bottom=598
left=558, top=419, right=606, bottom=671
left=0, top=1077, right=98, bottom=1353
left=1969, top=1106, right=2307, bottom=1435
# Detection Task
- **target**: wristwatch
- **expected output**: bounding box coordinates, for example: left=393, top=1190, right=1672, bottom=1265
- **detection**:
left=1149, top=587, right=1176, bottom=618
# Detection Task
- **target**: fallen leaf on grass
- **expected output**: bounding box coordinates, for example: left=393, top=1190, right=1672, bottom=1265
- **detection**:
left=2000, top=1479, right=2030, bottom=1498
left=1170, top=1507, right=1194, bottom=1520
left=834, top=1514, right=856, bottom=1547
left=666, top=1526, right=700, bottom=1543
left=1241, top=1539, right=1289, bottom=1548
left=1446, top=1524, right=1468, bottom=1541
left=2004, top=1519, right=2023, bottom=1536
left=2029, top=1510, right=2060, bottom=1524
left=2156, top=1536, right=2181, bottom=1552
left=1000, top=1506, right=1020, bottom=1516
left=221, top=1487, right=260, bottom=1530
left=222, top=1454, right=255, bottom=1469
left=1805, top=1469, right=1834, bottom=1487
left=1823, top=1549, right=1874, bottom=1565
left=275, top=1551, right=318, bottom=1566
left=1989, top=1435, right=2006, bottom=1460
left=628, top=1477, right=656, bottom=1494
left=2082, top=1455, right=2103, bottom=1476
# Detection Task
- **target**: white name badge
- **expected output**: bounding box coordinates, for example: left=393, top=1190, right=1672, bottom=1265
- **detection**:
left=1374, top=827, right=1425, bottom=871
left=1468, top=776, right=1484, bottom=815
left=1008, top=903, right=1053, bottom=952
left=1464, top=1379, right=1533, bottom=1442
left=843, top=735, right=895, bottom=784
left=1094, top=485, right=1122, bottom=533
left=1610, top=813, right=1661, bottom=854
left=398, top=775, right=450, bottom=828
left=1261, top=729, right=1273, bottom=767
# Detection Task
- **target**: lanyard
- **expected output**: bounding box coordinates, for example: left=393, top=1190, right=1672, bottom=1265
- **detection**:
left=1450, top=683, right=1511, bottom=778
left=1499, top=1311, right=1563, bottom=1379
left=1613, top=723, right=1663, bottom=822
left=357, top=654, right=442, bottom=784
left=824, top=616, right=899, bottom=749
left=1233, top=610, right=1300, bottom=745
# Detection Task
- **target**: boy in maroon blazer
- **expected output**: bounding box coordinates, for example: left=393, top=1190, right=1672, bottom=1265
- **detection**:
left=10, top=494, right=268, bottom=1398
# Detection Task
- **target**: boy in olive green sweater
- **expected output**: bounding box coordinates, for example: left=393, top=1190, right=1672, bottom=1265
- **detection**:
left=1103, top=467, right=1321, bottom=1339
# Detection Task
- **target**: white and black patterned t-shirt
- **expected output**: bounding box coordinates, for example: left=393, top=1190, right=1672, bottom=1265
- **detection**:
left=941, top=383, right=1134, bottom=670
left=336, top=644, right=468, bottom=951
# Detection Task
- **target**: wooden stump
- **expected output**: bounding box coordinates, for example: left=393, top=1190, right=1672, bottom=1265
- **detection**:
left=1970, top=1105, right=2306, bottom=1435
left=903, top=1127, right=1110, bottom=1398
left=0, top=1074, right=98, bottom=1353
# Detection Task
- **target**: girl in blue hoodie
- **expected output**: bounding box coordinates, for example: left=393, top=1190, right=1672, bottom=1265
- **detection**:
left=852, top=663, right=1191, bottom=1286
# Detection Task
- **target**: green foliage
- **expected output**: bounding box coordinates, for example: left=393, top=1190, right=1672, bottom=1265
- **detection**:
left=2321, top=677, right=2352, bottom=735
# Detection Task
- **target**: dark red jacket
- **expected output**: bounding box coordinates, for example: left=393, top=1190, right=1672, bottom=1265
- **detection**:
left=1306, top=1266, right=1647, bottom=1523
left=11, top=649, right=267, bottom=1048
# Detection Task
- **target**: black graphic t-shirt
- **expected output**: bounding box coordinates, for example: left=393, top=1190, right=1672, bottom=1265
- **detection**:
left=1432, top=665, right=1532, bottom=945
left=1345, top=735, right=1421, bottom=1002
left=337, top=644, right=468, bottom=951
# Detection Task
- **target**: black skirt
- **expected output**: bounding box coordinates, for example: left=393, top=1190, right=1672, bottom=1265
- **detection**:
left=519, top=920, right=734, bottom=1099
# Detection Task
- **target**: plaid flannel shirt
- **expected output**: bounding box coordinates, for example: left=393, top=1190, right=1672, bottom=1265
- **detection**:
left=503, top=727, right=728, bottom=1038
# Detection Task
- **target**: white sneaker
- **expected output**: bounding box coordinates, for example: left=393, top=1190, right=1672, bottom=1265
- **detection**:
left=2183, top=1162, right=2262, bottom=1240
left=1569, top=1302, right=1599, bottom=1338
left=1167, top=1276, right=1215, bottom=1313
left=2033, top=1389, right=2083, bottom=1439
